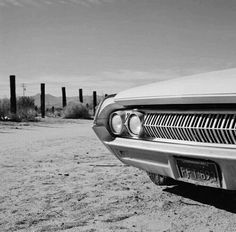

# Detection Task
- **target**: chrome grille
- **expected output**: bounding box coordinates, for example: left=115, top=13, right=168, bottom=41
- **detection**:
left=143, top=113, right=236, bottom=144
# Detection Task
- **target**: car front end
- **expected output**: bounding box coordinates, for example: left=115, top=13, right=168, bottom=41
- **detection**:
left=93, top=69, right=236, bottom=190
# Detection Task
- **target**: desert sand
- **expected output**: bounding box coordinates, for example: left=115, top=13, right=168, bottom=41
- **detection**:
left=1, top=119, right=236, bottom=232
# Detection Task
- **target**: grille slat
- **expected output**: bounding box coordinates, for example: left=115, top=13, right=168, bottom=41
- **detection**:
left=212, top=115, right=222, bottom=144
left=201, top=114, right=210, bottom=143
left=221, top=115, right=230, bottom=144
left=188, top=114, right=197, bottom=142
left=196, top=115, right=205, bottom=142
left=159, top=114, right=167, bottom=139
left=205, top=114, right=215, bottom=143
left=169, top=114, right=177, bottom=140
left=175, top=115, right=184, bottom=140
left=143, top=113, right=236, bottom=145
left=216, top=114, right=225, bottom=144
left=148, top=114, right=156, bottom=137
left=206, top=114, right=216, bottom=143
left=181, top=114, right=190, bottom=141
left=166, top=114, right=172, bottom=138
left=228, top=115, right=236, bottom=144
left=193, top=115, right=202, bottom=142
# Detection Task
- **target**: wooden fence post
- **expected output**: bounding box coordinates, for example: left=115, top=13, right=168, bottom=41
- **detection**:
left=62, top=87, right=67, bottom=108
left=41, top=83, right=45, bottom=118
left=79, top=88, right=83, bottom=103
left=10, top=75, right=17, bottom=114
left=93, top=91, right=97, bottom=115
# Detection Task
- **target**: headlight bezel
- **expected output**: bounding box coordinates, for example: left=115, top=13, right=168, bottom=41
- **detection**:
left=109, top=111, right=126, bottom=135
left=109, top=110, right=144, bottom=138
left=126, top=111, right=145, bottom=137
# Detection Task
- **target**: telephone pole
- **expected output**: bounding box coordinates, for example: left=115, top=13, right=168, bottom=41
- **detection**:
left=21, top=83, right=26, bottom=96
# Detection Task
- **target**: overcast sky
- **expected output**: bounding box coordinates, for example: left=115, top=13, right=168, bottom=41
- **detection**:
left=1, top=0, right=236, bottom=97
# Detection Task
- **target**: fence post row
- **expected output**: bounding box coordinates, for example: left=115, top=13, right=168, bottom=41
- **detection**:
left=62, top=87, right=67, bottom=108
left=93, top=91, right=97, bottom=116
left=79, top=88, right=83, bottom=103
left=8, top=77, right=101, bottom=117
left=41, top=83, right=45, bottom=118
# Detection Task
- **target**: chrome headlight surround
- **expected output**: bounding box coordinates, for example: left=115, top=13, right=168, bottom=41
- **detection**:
left=126, top=111, right=145, bottom=138
left=109, top=111, right=126, bottom=135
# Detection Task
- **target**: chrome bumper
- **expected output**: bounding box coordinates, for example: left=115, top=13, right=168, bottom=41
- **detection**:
left=93, top=125, right=236, bottom=190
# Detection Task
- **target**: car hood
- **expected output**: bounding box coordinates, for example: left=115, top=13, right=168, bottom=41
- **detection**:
left=114, top=68, right=236, bottom=106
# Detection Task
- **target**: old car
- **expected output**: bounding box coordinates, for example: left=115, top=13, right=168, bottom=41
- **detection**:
left=92, top=68, right=236, bottom=190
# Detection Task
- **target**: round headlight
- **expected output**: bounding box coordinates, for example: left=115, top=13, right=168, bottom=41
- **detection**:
left=128, top=113, right=143, bottom=136
left=110, top=113, right=123, bottom=135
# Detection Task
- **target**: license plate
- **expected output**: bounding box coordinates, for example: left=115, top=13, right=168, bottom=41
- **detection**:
left=176, top=158, right=221, bottom=187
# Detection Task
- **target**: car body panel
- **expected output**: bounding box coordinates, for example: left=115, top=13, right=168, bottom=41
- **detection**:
left=115, top=69, right=236, bottom=106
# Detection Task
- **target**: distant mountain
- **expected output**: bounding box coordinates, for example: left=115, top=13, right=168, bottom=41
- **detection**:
left=32, top=93, right=103, bottom=108
left=33, top=94, right=61, bottom=107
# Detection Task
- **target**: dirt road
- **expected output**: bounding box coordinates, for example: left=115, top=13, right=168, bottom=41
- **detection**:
left=1, top=119, right=236, bottom=232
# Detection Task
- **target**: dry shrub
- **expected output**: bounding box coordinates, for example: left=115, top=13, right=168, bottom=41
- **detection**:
left=0, top=97, right=38, bottom=121
left=16, top=96, right=37, bottom=121
left=17, top=96, right=35, bottom=109
left=13, top=109, right=38, bottom=122
left=64, top=102, right=90, bottom=119
left=0, top=98, right=10, bottom=120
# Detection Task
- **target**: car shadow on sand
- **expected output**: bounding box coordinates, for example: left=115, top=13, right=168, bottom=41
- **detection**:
left=163, top=181, right=236, bottom=213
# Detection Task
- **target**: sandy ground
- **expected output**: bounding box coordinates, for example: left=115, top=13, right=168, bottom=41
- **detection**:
left=1, top=119, right=236, bottom=232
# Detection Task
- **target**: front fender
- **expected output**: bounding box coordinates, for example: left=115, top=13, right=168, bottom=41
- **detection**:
left=92, top=95, right=124, bottom=142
